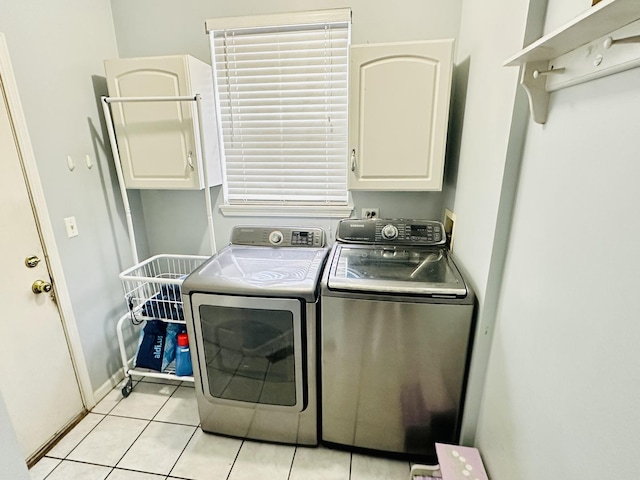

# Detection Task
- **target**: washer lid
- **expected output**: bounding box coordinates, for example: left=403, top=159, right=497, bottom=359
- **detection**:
left=327, top=245, right=467, bottom=297
left=182, top=245, right=329, bottom=301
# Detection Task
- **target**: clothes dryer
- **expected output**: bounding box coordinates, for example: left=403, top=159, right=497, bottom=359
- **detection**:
left=182, top=226, right=328, bottom=445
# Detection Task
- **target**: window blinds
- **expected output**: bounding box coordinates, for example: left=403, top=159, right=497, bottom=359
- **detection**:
left=207, top=10, right=351, bottom=205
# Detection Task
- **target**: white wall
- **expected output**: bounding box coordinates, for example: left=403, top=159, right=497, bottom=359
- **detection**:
left=110, top=0, right=462, bottom=63
left=109, top=0, right=462, bottom=251
left=0, top=2, right=130, bottom=392
left=542, top=0, right=586, bottom=33
left=474, top=3, right=640, bottom=480
left=447, top=0, right=543, bottom=442
left=450, top=2, right=527, bottom=299
left=0, top=392, right=29, bottom=480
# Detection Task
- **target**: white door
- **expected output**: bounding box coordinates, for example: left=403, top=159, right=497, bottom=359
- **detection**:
left=0, top=68, right=85, bottom=462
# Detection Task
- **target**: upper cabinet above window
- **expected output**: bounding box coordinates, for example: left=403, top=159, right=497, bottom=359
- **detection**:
left=348, top=40, right=454, bottom=191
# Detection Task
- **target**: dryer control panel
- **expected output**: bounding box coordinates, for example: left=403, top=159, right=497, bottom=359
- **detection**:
left=336, top=219, right=445, bottom=246
left=231, top=226, right=325, bottom=247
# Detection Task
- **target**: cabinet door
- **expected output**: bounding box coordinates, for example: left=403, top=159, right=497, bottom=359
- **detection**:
left=348, top=40, right=453, bottom=191
left=106, top=56, right=203, bottom=189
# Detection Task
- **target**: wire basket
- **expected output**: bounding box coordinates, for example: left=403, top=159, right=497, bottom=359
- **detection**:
left=119, top=254, right=208, bottom=323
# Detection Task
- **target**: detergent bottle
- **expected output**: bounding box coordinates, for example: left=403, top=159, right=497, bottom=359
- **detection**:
left=175, top=332, right=193, bottom=376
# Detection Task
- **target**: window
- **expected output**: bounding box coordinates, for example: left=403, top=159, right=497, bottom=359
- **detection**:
left=206, top=9, right=351, bottom=214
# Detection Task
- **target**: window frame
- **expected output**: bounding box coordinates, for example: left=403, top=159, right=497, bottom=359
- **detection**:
left=206, top=9, right=353, bottom=217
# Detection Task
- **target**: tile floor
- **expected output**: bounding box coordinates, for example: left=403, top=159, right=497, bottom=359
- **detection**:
left=29, top=377, right=413, bottom=480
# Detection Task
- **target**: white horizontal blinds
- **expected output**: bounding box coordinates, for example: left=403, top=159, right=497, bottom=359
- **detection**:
left=209, top=11, right=350, bottom=205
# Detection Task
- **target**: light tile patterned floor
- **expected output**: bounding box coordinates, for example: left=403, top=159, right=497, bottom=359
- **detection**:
left=30, top=378, right=412, bottom=480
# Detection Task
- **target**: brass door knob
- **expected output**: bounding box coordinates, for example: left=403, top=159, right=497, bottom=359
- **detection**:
left=32, top=280, right=52, bottom=294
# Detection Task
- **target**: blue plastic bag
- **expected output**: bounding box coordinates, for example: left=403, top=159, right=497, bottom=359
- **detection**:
left=134, top=320, right=167, bottom=371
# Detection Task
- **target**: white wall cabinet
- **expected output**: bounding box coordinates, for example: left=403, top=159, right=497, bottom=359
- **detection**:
left=105, top=55, right=221, bottom=190
left=348, top=40, right=454, bottom=191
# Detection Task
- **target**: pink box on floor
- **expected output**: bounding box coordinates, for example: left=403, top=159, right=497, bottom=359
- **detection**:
left=409, top=443, right=489, bottom=480
left=435, top=443, right=489, bottom=479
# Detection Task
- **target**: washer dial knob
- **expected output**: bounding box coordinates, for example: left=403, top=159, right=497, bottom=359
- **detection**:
left=381, top=224, right=399, bottom=240
left=269, top=230, right=284, bottom=245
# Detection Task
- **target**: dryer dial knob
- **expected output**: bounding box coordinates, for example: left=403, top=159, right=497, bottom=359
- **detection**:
left=381, top=224, right=398, bottom=240
left=269, top=230, right=284, bottom=245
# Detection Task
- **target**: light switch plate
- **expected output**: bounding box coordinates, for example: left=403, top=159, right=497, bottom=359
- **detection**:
left=64, top=216, right=79, bottom=238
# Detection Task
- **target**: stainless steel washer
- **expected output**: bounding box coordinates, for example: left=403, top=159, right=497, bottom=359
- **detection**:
left=320, top=218, right=475, bottom=458
left=182, top=226, right=328, bottom=445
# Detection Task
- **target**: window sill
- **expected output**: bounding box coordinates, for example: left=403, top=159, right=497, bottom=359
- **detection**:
left=219, top=204, right=353, bottom=218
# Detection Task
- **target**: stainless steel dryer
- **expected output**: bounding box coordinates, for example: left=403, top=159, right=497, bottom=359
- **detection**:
left=320, top=218, right=475, bottom=458
left=182, top=226, right=328, bottom=445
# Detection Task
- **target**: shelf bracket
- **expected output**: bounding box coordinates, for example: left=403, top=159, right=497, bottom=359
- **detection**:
left=504, top=0, right=640, bottom=124
left=519, top=60, right=550, bottom=125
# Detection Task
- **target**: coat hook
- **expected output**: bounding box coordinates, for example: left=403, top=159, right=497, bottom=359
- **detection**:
left=532, top=67, right=566, bottom=79
left=603, top=35, right=640, bottom=49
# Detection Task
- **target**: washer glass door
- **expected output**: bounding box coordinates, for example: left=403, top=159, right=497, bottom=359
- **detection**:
left=190, top=294, right=305, bottom=411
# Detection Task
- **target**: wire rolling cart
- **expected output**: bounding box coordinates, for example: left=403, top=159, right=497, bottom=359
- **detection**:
left=116, top=254, right=208, bottom=396
left=102, top=94, right=218, bottom=397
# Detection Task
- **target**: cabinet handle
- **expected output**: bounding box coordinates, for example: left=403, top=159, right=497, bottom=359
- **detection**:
left=350, top=149, right=357, bottom=172
left=187, top=152, right=195, bottom=171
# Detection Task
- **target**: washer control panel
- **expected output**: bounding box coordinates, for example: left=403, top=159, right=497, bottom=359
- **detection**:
left=336, top=218, right=445, bottom=246
left=231, top=226, right=325, bottom=247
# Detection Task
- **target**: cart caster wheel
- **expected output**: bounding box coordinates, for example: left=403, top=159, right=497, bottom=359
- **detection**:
left=121, top=379, right=133, bottom=397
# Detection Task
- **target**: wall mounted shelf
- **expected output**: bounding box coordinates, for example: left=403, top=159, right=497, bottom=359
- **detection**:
left=504, top=0, right=640, bottom=124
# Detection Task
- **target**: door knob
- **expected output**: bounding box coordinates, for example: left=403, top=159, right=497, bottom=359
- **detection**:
left=32, top=280, right=52, bottom=294
left=25, top=255, right=41, bottom=268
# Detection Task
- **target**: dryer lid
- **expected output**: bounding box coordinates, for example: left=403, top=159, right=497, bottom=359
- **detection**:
left=326, top=244, right=467, bottom=297
left=182, top=245, right=329, bottom=301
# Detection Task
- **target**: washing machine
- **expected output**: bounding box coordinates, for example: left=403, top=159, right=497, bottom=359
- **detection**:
left=320, top=218, right=475, bottom=458
left=182, top=225, right=328, bottom=445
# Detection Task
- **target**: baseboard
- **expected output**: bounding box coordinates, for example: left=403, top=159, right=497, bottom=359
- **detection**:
left=27, top=410, right=87, bottom=468
left=93, top=369, right=125, bottom=406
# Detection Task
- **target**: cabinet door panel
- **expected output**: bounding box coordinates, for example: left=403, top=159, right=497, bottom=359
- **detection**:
left=349, top=41, right=453, bottom=191
left=106, top=56, right=203, bottom=190
left=115, top=69, right=196, bottom=186
left=359, top=56, right=436, bottom=178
